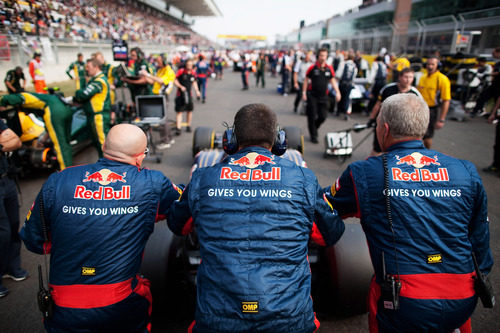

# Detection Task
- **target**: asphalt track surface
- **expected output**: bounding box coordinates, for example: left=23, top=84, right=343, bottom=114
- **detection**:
left=0, top=71, right=499, bottom=332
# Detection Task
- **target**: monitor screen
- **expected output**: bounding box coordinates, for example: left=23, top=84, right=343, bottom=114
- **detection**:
left=136, top=96, right=166, bottom=119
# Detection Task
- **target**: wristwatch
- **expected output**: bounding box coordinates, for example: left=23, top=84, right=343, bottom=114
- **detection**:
left=438, top=119, right=445, bottom=123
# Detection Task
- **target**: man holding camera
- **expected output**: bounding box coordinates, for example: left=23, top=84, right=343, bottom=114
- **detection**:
left=20, top=124, right=182, bottom=332
left=0, top=120, right=24, bottom=298
left=328, top=94, right=493, bottom=332
left=168, top=103, right=345, bottom=332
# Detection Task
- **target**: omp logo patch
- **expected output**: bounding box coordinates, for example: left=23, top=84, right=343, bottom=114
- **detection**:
left=427, top=254, right=442, bottom=264
left=82, top=267, right=96, bottom=276
left=241, top=301, right=259, bottom=313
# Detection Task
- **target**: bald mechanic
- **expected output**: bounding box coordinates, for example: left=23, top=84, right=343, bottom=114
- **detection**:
left=20, top=124, right=182, bottom=332
left=168, top=103, right=345, bottom=333
left=328, top=94, right=493, bottom=332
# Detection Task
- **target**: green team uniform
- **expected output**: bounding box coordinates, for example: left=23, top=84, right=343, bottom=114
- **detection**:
left=129, top=59, right=153, bottom=102
left=0, top=92, right=73, bottom=169
left=74, top=72, right=111, bottom=157
left=101, top=63, right=116, bottom=105
left=4, top=69, right=25, bottom=94
left=66, top=60, right=86, bottom=90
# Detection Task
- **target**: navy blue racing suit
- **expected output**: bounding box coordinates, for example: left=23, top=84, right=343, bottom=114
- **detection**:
left=328, top=140, right=493, bottom=332
left=20, top=158, right=181, bottom=332
left=168, top=147, right=345, bottom=333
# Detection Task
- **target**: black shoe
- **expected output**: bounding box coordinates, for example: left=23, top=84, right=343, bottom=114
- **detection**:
left=186, top=126, right=192, bottom=133
left=202, top=99, right=205, bottom=104
left=483, top=165, right=500, bottom=174
left=293, top=107, right=297, bottom=113
left=311, top=137, right=319, bottom=144
left=175, top=128, right=181, bottom=136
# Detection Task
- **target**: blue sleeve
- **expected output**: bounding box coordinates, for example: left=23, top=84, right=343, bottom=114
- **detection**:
left=19, top=187, right=50, bottom=255
left=167, top=183, right=193, bottom=236
left=326, top=166, right=360, bottom=218
left=468, top=167, right=493, bottom=274
left=313, top=182, right=345, bottom=246
left=156, top=175, right=183, bottom=221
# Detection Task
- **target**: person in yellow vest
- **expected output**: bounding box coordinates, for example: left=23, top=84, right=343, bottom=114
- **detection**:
left=29, top=51, right=46, bottom=93
left=142, top=53, right=176, bottom=149
left=417, top=55, right=451, bottom=149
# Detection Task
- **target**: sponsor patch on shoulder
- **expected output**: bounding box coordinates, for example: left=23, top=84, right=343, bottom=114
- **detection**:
left=427, top=254, right=442, bottom=264
left=241, top=301, right=259, bottom=313
left=82, top=267, right=96, bottom=276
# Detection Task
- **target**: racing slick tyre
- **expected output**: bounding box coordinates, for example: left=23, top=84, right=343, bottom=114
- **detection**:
left=192, top=126, right=215, bottom=157
left=140, top=222, right=180, bottom=307
left=283, top=126, right=304, bottom=154
left=326, top=223, right=373, bottom=314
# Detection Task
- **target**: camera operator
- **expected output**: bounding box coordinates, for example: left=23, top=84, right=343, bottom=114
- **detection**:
left=168, top=103, right=345, bottom=332
left=0, top=120, right=26, bottom=298
left=327, top=93, right=493, bottom=332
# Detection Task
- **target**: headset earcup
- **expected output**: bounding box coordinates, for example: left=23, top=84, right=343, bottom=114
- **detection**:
left=271, top=130, right=287, bottom=156
left=223, top=128, right=238, bottom=155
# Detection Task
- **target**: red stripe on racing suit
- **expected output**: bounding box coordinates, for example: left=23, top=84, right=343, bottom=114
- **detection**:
left=50, top=276, right=150, bottom=309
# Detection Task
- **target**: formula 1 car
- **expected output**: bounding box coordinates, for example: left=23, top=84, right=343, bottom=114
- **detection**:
left=0, top=96, right=90, bottom=175
left=141, top=126, right=373, bottom=318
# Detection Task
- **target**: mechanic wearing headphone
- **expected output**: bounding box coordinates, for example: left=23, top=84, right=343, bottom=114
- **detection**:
left=328, top=94, right=493, bottom=333
left=168, top=103, right=345, bottom=333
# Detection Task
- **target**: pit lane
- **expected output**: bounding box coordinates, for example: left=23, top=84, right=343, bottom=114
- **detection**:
left=1, top=71, right=498, bottom=332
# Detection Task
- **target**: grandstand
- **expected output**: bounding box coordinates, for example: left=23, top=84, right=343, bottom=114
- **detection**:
left=277, top=0, right=500, bottom=56
left=0, top=0, right=220, bottom=46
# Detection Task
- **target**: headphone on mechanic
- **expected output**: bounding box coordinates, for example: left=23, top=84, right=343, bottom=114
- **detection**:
left=222, top=125, right=287, bottom=156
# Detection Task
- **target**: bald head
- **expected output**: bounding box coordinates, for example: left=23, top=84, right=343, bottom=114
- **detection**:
left=103, top=124, right=147, bottom=165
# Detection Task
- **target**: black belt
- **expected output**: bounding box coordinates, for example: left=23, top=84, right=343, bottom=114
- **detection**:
left=0, top=173, right=9, bottom=179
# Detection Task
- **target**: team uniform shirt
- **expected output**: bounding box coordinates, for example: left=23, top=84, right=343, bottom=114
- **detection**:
left=417, top=71, right=451, bottom=107
left=176, top=68, right=197, bottom=96
left=195, top=60, right=210, bottom=79
left=369, top=61, right=388, bottom=84
left=294, top=60, right=313, bottom=83
left=305, top=62, right=335, bottom=97
left=20, top=158, right=181, bottom=331
left=336, top=60, right=358, bottom=84
left=168, top=147, right=345, bottom=333
left=4, top=69, right=25, bottom=93
left=65, top=60, right=86, bottom=90
left=377, top=83, right=422, bottom=102
left=152, top=65, right=176, bottom=95
left=75, top=72, right=111, bottom=115
left=329, top=140, right=493, bottom=332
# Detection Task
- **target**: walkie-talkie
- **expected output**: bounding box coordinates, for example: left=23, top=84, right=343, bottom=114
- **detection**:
left=380, top=251, right=401, bottom=310
left=472, top=252, right=495, bottom=308
left=37, top=265, right=53, bottom=319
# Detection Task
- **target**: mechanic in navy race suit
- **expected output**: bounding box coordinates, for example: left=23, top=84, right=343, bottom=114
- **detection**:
left=168, top=103, right=345, bottom=333
left=20, top=124, right=181, bottom=333
left=327, top=94, right=493, bottom=333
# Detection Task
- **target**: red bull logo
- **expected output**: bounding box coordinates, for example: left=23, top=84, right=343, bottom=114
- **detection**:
left=395, top=152, right=441, bottom=168
left=220, top=167, right=281, bottom=181
left=229, top=152, right=276, bottom=169
left=77, top=169, right=130, bottom=200
left=393, top=152, right=448, bottom=182
left=82, top=169, right=127, bottom=185
left=74, top=185, right=131, bottom=200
